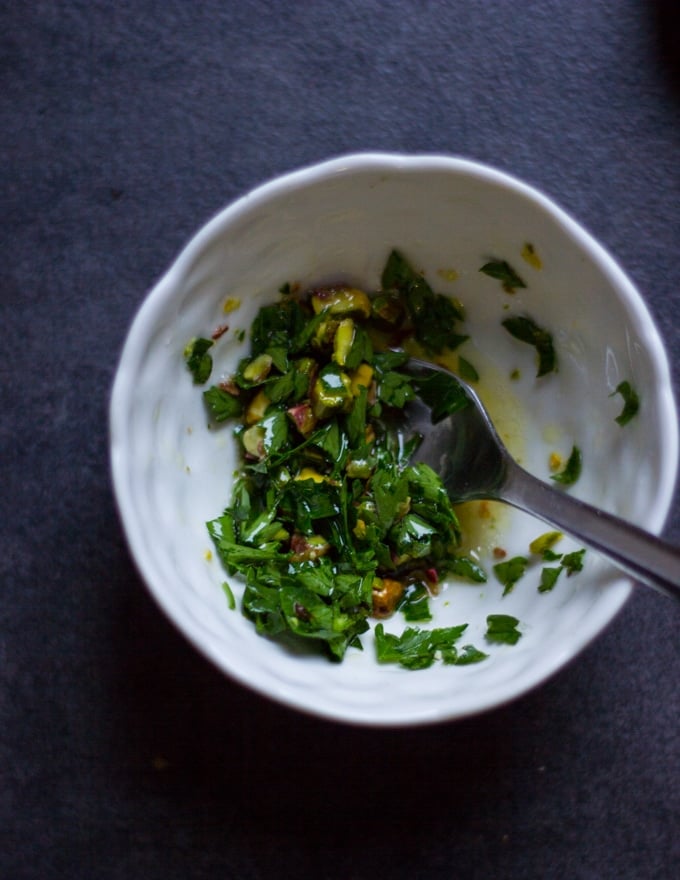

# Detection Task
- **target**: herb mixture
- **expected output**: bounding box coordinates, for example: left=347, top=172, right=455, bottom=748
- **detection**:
left=184, top=248, right=629, bottom=667
left=188, top=251, right=491, bottom=663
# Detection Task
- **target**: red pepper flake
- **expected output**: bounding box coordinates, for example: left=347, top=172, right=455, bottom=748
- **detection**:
left=211, top=324, right=229, bottom=340
left=425, top=567, right=438, bottom=585
left=493, top=547, right=507, bottom=559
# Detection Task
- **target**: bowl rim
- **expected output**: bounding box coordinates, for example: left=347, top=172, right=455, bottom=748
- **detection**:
left=110, top=152, right=679, bottom=725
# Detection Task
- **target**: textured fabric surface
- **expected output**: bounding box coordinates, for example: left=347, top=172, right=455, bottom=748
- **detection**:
left=2, top=2, right=679, bottom=878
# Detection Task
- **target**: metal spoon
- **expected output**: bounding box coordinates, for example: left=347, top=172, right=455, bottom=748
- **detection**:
left=404, top=358, right=680, bottom=601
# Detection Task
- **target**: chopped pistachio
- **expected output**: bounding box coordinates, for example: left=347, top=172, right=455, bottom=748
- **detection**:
left=333, top=318, right=356, bottom=366
left=245, top=389, right=270, bottom=425
left=243, top=353, right=273, bottom=383
left=310, top=286, right=371, bottom=319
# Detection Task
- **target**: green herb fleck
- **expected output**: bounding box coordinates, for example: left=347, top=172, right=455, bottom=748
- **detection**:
left=447, top=555, right=488, bottom=583
left=381, top=250, right=468, bottom=353
left=450, top=644, right=489, bottom=665
left=480, top=259, right=527, bottom=293
left=374, top=622, right=485, bottom=669
left=184, top=337, right=214, bottom=384
left=493, top=556, right=528, bottom=595
left=486, top=614, right=522, bottom=645
left=374, top=623, right=439, bottom=670
left=377, top=370, right=416, bottom=409
left=502, top=315, right=557, bottom=377
left=203, top=386, right=243, bottom=422
left=411, top=370, right=471, bottom=423
left=538, top=566, right=562, bottom=593
left=458, top=356, right=480, bottom=383
left=562, top=549, right=586, bottom=575
left=192, top=251, right=537, bottom=664
left=551, top=446, right=582, bottom=486
left=221, top=581, right=236, bottom=610
left=397, top=583, right=432, bottom=622
left=611, top=381, right=640, bottom=426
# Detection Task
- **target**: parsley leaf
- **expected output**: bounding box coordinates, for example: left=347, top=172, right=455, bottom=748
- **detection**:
left=405, top=463, right=462, bottom=545
left=203, top=386, right=243, bottom=422
left=381, top=250, right=468, bottom=353
left=374, top=623, right=438, bottom=669
left=457, top=356, right=479, bottom=383
left=221, top=581, right=236, bottom=610
left=251, top=300, right=306, bottom=356
left=344, top=325, right=374, bottom=370
left=373, top=350, right=410, bottom=372
left=562, top=548, right=586, bottom=575
left=397, top=583, right=432, bottom=622
left=184, top=337, right=214, bottom=384
left=371, top=467, right=409, bottom=536
left=377, top=371, right=416, bottom=408
left=502, top=315, right=557, bottom=377
left=538, top=566, right=562, bottom=593
left=493, top=556, right=528, bottom=595
left=412, top=370, right=471, bottom=422
left=486, top=614, right=522, bottom=645
left=450, top=644, right=489, bottom=665
left=374, top=622, right=481, bottom=669
left=551, top=446, right=582, bottom=486
left=480, top=259, right=527, bottom=293
left=447, top=555, right=488, bottom=583
left=611, top=381, right=640, bottom=426
left=346, top=385, right=368, bottom=449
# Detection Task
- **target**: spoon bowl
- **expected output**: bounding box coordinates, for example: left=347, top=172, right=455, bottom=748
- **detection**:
left=405, top=358, right=680, bottom=601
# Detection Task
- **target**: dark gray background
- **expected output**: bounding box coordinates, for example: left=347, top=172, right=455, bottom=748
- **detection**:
left=2, top=1, right=679, bottom=878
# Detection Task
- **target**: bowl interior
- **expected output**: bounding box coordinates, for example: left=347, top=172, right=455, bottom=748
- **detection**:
left=110, top=155, right=678, bottom=725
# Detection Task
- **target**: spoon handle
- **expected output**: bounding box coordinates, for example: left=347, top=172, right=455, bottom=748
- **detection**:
left=502, top=462, right=680, bottom=601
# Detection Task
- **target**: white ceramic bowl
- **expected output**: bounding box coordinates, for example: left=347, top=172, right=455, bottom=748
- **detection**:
left=110, top=154, right=678, bottom=726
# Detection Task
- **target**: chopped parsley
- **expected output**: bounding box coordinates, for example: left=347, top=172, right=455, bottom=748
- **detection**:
left=448, top=555, right=488, bottom=583
left=203, top=386, right=243, bottom=421
left=411, top=369, right=471, bottom=423
left=184, top=337, right=214, bottom=384
left=184, top=249, right=590, bottom=666
left=457, top=356, right=480, bottom=383
left=611, top=380, right=640, bottom=426
left=551, top=445, right=582, bottom=486
left=562, top=548, right=586, bottom=575
left=480, top=259, right=527, bottom=293
left=374, top=622, right=487, bottom=669
left=485, top=614, right=522, bottom=645
left=397, top=583, right=432, bottom=622
left=538, top=566, right=562, bottom=593
left=538, top=548, right=586, bottom=592
left=528, top=531, right=587, bottom=592
left=502, top=314, right=557, bottom=377
left=221, top=581, right=236, bottom=610
left=493, top=555, right=528, bottom=595
left=195, top=251, right=492, bottom=661
left=381, top=249, right=468, bottom=353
